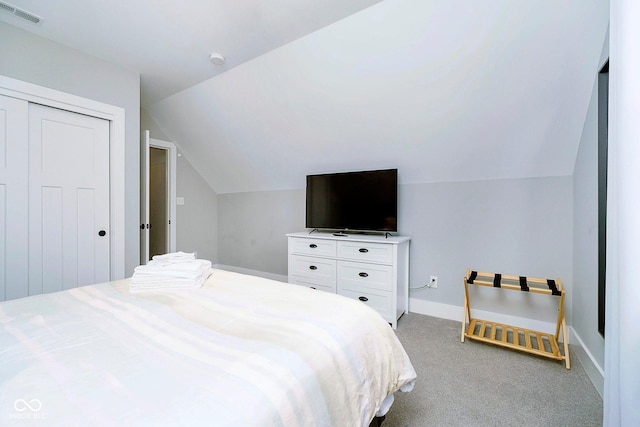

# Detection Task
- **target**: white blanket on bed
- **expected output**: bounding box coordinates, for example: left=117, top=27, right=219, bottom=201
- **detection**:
left=0, top=269, right=416, bottom=426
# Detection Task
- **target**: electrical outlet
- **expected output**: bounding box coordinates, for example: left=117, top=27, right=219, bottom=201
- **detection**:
left=429, top=275, right=438, bottom=288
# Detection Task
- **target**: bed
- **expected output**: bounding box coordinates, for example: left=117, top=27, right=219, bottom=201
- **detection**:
left=1, top=269, right=416, bottom=426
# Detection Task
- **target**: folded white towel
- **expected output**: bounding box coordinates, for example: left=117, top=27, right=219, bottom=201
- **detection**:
left=147, top=258, right=200, bottom=268
left=131, top=270, right=209, bottom=284
left=151, top=251, right=195, bottom=262
left=130, top=268, right=214, bottom=293
left=134, top=260, right=212, bottom=279
left=130, top=254, right=213, bottom=293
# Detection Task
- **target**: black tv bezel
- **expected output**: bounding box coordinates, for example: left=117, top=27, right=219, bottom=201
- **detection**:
left=305, top=168, right=398, bottom=233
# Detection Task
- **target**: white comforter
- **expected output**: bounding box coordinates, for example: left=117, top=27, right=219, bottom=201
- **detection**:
left=0, top=269, right=416, bottom=426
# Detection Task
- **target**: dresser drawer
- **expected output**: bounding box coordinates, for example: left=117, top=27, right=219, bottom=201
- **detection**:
left=337, top=261, right=393, bottom=292
left=289, top=237, right=337, bottom=257
left=339, top=288, right=393, bottom=321
left=290, top=277, right=336, bottom=293
left=289, top=255, right=336, bottom=284
left=337, top=241, right=393, bottom=264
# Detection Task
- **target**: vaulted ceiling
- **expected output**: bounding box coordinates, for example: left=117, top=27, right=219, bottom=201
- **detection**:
left=1, top=0, right=609, bottom=194
left=148, top=0, right=609, bottom=193
left=0, top=0, right=383, bottom=105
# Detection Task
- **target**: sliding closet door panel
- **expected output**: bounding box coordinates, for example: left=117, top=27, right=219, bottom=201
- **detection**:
left=41, top=187, right=64, bottom=293
left=77, top=188, right=97, bottom=286
left=29, top=104, right=110, bottom=295
left=0, top=95, right=29, bottom=301
left=0, top=185, right=4, bottom=298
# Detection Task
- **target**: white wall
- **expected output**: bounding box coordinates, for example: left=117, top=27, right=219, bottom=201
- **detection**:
left=571, top=32, right=609, bottom=396
left=175, top=155, right=218, bottom=263
left=0, top=21, right=140, bottom=276
left=401, top=177, right=573, bottom=322
left=218, top=189, right=304, bottom=275
left=216, top=176, right=573, bottom=327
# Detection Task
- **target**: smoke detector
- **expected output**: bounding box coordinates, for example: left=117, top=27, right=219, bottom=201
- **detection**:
left=0, top=1, right=43, bottom=24
left=209, top=53, right=225, bottom=66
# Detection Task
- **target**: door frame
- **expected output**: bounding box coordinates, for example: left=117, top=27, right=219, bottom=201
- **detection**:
left=0, top=75, right=125, bottom=280
left=140, top=130, right=177, bottom=263
left=149, top=137, right=177, bottom=255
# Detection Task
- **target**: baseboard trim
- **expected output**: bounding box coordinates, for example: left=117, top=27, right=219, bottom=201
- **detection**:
left=569, top=327, right=604, bottom=398
left=409, top=297, right=558, bottom=334
left=409, top=297, right=604, bottom=397
left=408, top=298, right=462, bottom=322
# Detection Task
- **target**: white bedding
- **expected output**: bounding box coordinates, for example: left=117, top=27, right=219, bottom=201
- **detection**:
left=0, top=269, right=416, bottom=426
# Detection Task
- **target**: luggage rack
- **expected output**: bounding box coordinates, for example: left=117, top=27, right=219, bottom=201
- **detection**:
left=461, top=269, right=570, bottom=369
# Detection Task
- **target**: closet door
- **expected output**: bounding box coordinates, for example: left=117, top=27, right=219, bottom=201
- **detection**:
left=28, top=104, right=110, bottom=295
left=0, top=95, right=29, bottom=300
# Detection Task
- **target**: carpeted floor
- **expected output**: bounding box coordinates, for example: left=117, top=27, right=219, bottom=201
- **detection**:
left=383, top=313, right=602, bottom=427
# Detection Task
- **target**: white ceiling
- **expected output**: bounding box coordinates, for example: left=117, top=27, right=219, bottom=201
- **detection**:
left=0, top=0, right=383, bottom=105
left=148, top=0, right=609, bottom=193
left=1, top=0, right=609, bottom=194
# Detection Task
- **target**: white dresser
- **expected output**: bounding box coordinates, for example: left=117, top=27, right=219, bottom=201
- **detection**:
left=287, top=232, right=410, bottom=329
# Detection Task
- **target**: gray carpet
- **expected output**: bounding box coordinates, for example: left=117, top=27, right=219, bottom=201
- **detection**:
left=383, top=313, right=602, bottom=427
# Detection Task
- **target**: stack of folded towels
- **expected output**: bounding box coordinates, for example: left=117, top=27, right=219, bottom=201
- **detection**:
left=130, top=251, right=213, bottom=293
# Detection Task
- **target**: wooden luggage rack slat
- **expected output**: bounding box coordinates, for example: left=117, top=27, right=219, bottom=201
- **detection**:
left=461, top=269, right=570, bottom=369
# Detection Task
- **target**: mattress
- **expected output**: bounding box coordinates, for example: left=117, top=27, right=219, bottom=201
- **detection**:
left=0, top=269, right=416, bottom=426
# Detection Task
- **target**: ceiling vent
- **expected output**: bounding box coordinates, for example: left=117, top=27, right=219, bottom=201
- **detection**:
left=0, top=1, right=43, bottom=24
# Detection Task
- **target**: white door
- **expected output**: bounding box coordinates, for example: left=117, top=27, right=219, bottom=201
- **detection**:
left=0, top=95, right=29, bottom=300
left=28, top=103, right=110, bottom=295
left=140, top=130, right=150, bottom=264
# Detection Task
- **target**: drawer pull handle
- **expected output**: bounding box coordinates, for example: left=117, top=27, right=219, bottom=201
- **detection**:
left=358, top=296, right=369, bottom=302
left=359, top=248, right=369, bottom=253
left=359, top=272, right=369, bottom=278
left=309, top=265, right=317, bottom=270
left=310, top=286, right=316, bottom=290
left=309, top=244, right=317, bottom=248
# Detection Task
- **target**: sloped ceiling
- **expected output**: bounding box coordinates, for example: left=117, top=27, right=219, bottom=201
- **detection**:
left=151, top=0, right=608, bottom=194
left=0, top=0, right=384, bottom=106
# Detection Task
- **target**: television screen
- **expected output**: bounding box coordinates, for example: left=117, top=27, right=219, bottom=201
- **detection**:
left=306, top=169, right=398, bottom=232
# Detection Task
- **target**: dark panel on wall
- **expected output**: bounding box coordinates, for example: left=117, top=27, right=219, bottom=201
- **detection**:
left=598, top=60, right=609, bottom=337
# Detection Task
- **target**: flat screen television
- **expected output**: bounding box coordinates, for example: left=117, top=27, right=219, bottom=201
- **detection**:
left=306, top=169, right=398, bottom=232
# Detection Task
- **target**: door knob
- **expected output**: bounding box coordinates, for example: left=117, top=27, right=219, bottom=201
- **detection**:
left=98, top=230, right=106, bottom=237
